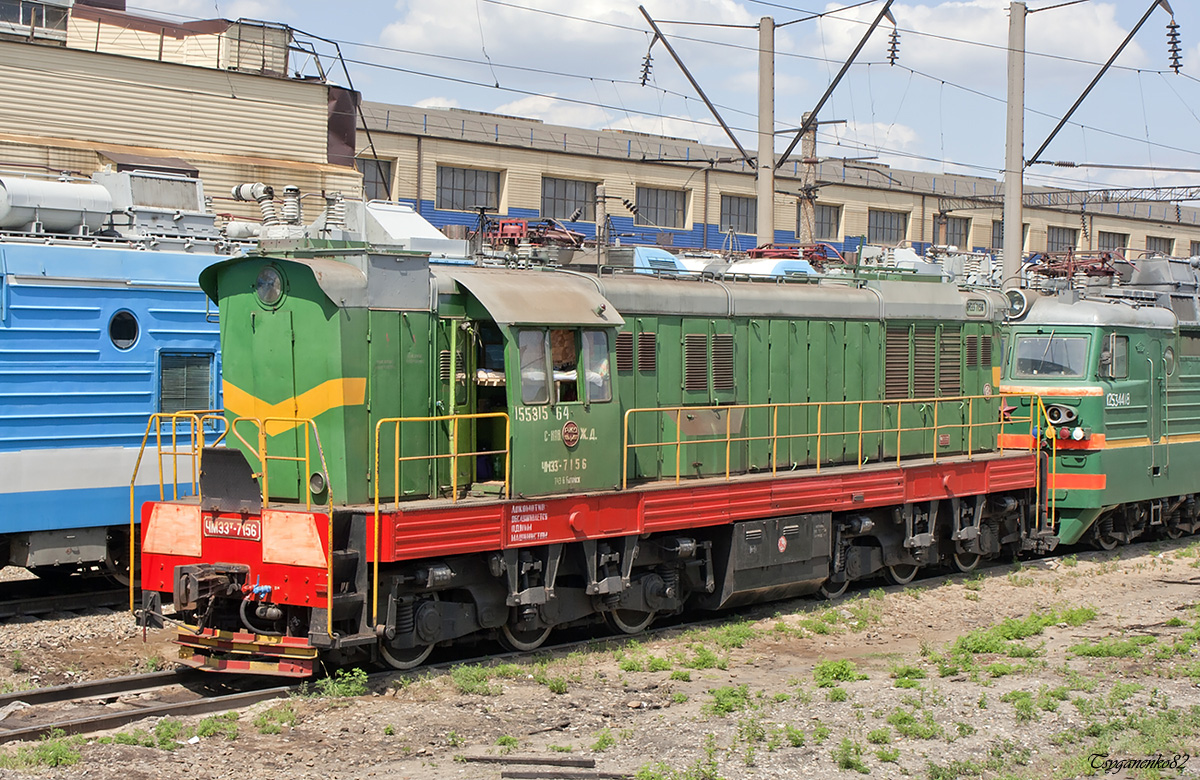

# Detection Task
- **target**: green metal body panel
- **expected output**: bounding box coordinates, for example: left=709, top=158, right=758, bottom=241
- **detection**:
left=214, top=257, right=369, bottom=506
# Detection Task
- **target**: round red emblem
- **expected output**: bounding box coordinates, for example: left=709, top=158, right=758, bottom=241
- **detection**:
left=562, top=421, right=581, bottom=448
left=778, top=535, right=787, bottom=553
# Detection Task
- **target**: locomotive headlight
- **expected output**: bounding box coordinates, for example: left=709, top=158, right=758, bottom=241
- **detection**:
left=255, top=266, right=284, bottom=306
left=308, top=471, right=327, bottom=495
left=1044, top=404, right=1078, bottom=426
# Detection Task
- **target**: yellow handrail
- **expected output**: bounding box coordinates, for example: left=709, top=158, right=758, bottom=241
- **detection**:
left=127, top=410, right=222, bottom=612
left=620, top=394, right=1036, bottom=490
left=370, top=411, right=510, bottom=625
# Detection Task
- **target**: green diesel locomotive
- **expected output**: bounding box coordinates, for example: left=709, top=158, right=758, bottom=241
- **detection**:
left=138, top=202, right=1053, bottom=675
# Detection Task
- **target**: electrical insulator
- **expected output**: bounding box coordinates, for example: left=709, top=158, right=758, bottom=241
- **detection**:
left=640, top=53, right=653, bottom=86
left=1168, top=19, right=1182, bottom=74
left=887, top=28, right=900, bottom=66
left=621, top=198, right=638, bottom=215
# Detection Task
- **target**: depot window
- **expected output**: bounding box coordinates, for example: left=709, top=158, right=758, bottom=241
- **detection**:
left=867, top=209, right=907, bottom=244
left=1046, top=226, right=1078, bottom=253
left=357, top=158, right=393, bottom=201
left=1013, top=335, right=1090, bottom=379
left=812, top=204, right=841, bottom=241
left=436, top=166, right=500, bottom=211
left=517, top=328, right=611, bottom=405
left=719, top=195, right=756, bottom=235
left=1097, top=231, right=1128, bottom=252
left=541, top=177, right=595, bottom=222
left=933, top=215, right=969, bottom=248
left=1146, top=235, right=1174, bottom=256
left=635, top=187, right=686, bottom=229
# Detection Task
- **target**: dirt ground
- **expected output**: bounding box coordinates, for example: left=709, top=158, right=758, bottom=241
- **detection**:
left=2, top=539, right=1200, bottom=780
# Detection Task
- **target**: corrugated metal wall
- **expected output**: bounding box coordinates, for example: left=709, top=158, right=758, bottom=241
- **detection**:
left=67, top=17, right=223, bottom=67
left=0, top=41, right=327, bottom=163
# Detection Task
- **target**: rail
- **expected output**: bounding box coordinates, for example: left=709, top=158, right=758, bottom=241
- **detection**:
left=128, top=411, right=226, bottom=610
left=230, top=416, right=335, bottom=636
left=371, top=411, right=511, bottom=623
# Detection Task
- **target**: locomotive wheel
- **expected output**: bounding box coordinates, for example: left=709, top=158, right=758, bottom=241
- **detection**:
left=951, top=552, right=981, bottom=573
left=379, top=641, right=434, bottom=670
left=817, top=578, right=849, bottom=600
left=499, top=623, right=552, bottom=652
left=1092, top=532, right=1119, bottom=551
left=884, top=563, right=919, bottom=586
left=605, top=609, right=656, bottom=635
left=1165, top=523, right=1185, bottom=540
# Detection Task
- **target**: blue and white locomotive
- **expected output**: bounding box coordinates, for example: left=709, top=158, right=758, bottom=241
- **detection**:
left=0, top=170, right=239, bottom=579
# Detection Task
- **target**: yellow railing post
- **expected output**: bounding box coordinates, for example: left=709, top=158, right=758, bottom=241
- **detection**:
left=451, top=416, right=459, bottom=503
left=724, top=410, right=732, bottom=482
left=771, top=405, right=779, bottom=476
left=932, top=402, right=939, bottom=463
left=674, top=411, right=682, bottom=484
left=967, top=397, right=974, bottom=458
left=857, top=403, right=864, bottom=469
left=815, top=403, right=822, bottom=474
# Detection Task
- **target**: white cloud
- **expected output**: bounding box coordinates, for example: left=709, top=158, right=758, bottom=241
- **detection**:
left=414, top=96, right=461, bottom=109
left=491, top=95, right=611, bottom=129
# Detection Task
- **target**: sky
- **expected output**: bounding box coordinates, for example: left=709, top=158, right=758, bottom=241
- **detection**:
left=129, top=0, right=1200, bottom=193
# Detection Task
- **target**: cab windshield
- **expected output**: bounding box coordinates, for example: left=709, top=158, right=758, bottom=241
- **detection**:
left=1013, top=334, right=1090, bottom=378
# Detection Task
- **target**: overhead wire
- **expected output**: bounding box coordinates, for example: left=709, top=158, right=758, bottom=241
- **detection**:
left=126, top=1, right=1200, bottom=189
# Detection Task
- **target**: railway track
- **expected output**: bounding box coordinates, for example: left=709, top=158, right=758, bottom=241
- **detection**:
left=0, top=670, right=293, bottom=744
left=0, top=578, right=127, bottom=620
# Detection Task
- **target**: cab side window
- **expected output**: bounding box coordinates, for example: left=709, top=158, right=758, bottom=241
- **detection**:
left=1103, top=334, right=1128, bottom=379
left=582, top=330, right=611, bottom=403
left=550, top=329, right=579, bottom=402
left=518, top=329, right=549, bottom=404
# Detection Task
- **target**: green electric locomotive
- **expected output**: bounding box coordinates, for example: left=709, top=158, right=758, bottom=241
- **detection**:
left=1000, top=257, right=1200, bottom=547
left=137, top=200, right=1053, bottom=675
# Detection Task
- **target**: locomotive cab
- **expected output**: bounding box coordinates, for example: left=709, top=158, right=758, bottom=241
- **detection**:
left=1001, top=291, right=1184, bottom=546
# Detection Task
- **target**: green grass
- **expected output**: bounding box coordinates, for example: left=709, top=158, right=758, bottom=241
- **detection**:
left=592, top=728, right=617, bottom=752
left=315, top=667, right=369, bottom=698
left=867, top=727, right=892, bottom=744
left=826, top=686, right=848, bottom=702
left=813, top=659, right=867, bottom=687
left=832, top=737, right=870, bottom=774
left=892, top=663, right=927, bottom=688
left=670, top=670, right=692, bottom=682
left=682, top=645, right=726, bottom=670
left=254, top=702, right=298, bottom=735
left=496, top=735, right=519, bottom=754
left=887, top=708, right=943, bottom=739
left=999, top=690, right=1038, bottom=723
left=448, top=662, right=527, bottom=695
left=633, top=734, right=721, bottom=780
left=704, top=684, right=750, bottom=716
left=0, top=729, right=82, bottom=769
left=195, top=712, right=239, bottom=740
left=1068, top=635, right=1156, bottom=658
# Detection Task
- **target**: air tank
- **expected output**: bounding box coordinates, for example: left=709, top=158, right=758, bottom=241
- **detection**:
left=0, top=177, right=113, bottom=233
